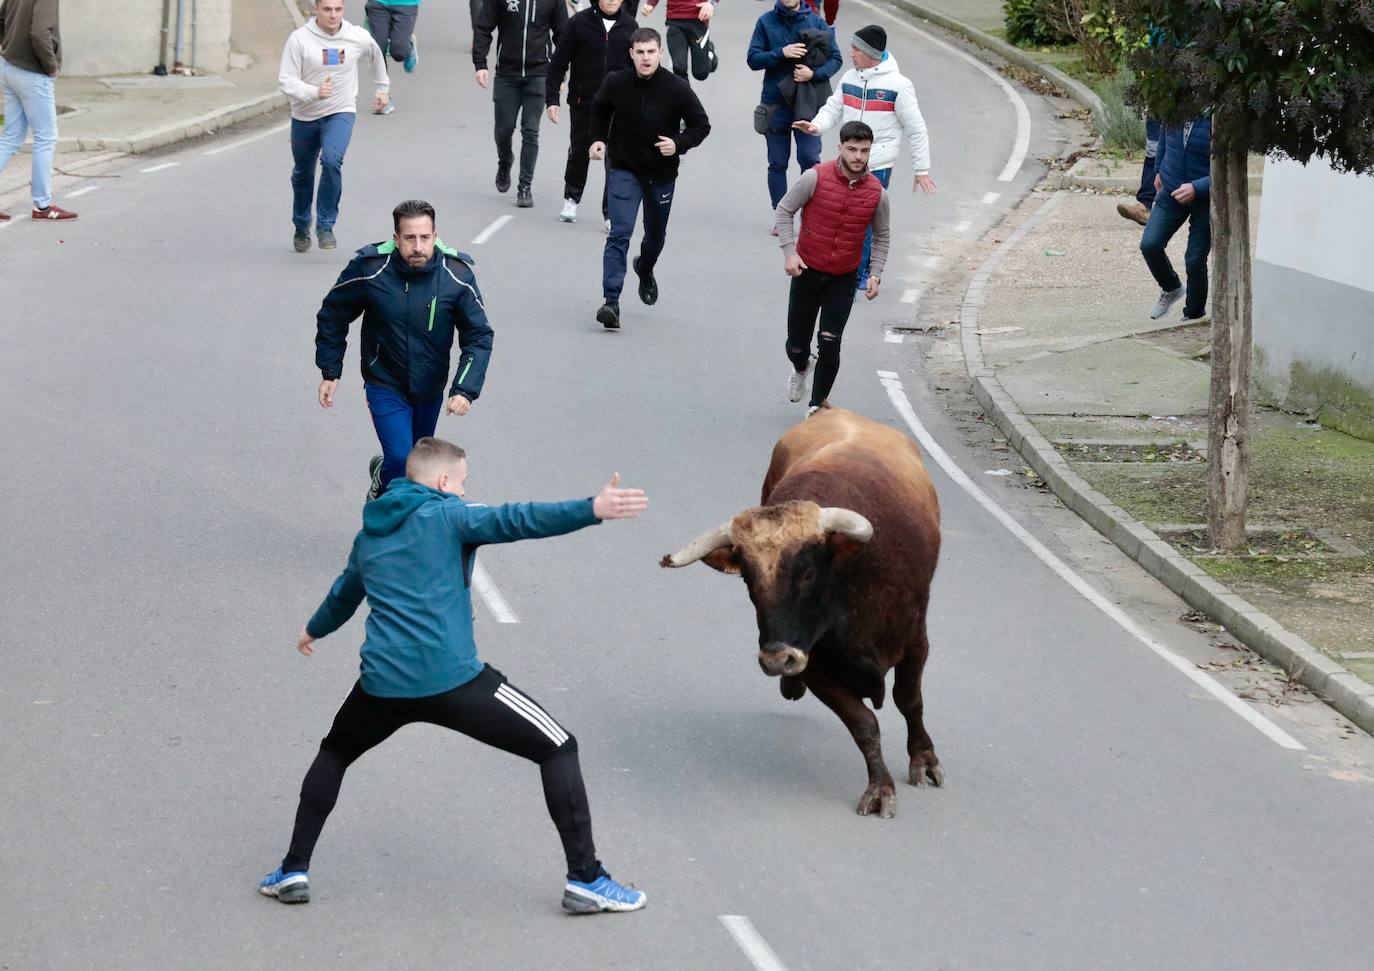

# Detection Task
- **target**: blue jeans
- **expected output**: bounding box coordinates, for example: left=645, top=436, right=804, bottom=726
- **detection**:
left=857, top=167, right=892, bottom=287
left=290, top=113, right=356, bottom=232
left=763, top=104, right=820, bottom=209
left=1140, top=192, right=1211, bottom=319
left=0, top=58, right=58, bottom=208
left=365, top=384, right=444, bottom=493
left=603, top=168, right=674, bottom=301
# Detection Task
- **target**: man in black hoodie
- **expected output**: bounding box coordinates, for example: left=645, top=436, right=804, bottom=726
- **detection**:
left=546, top=0, right=637, bottom=226
left=589, top=27, right=710, bottom=329
left=473, top=0, right=568, bottom=208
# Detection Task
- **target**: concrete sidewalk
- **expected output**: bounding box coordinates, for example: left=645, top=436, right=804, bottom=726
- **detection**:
left=964, top=187, right=1374, bottom=734
left=1, top=0, right=299, bottom=204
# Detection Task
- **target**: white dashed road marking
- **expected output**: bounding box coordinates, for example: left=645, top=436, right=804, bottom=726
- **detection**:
left=875, top=369, right=1305, bottom=751
left=202, top=122, right=291, bottom=156
left=139, top=162, right=179, bottom=174
left=900, top=288, right=921, bottom=305
left=67, top=186, right=100, bottom=198
left=982, top=192, right=1002, bottom=205
left=720, top=916, right=789, bottom=971
left=472, top=215, right=513, bottom=245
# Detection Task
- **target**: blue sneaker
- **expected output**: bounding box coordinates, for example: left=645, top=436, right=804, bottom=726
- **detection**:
left=259, top=867, right=310, bottom=904
left=403, top=36, right=418, bottom=73
left=562, top=871, right=646, bottom=914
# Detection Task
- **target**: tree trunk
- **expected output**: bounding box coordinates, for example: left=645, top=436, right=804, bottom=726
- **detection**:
left=1206, top=113, right=1252, bottom=550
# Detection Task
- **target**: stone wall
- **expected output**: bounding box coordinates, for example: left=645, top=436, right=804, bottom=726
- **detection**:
left=61, top=0, right=233, bottom=76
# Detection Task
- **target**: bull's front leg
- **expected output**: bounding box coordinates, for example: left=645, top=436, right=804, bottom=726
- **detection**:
left=805, top=673, right=897, bottom=818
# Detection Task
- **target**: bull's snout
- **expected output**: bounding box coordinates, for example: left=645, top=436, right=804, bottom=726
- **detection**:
left=758, top=643, right=808, bottom=677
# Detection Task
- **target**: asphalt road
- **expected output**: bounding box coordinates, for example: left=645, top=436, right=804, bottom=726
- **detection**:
left=3, top=2, right=1373, bottom=968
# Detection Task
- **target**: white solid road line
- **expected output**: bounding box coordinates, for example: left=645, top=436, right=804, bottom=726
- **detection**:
left=67, top=186, right=100, bottom=198
left=719, top=916, right=789, bottom=971
left=875, top=370, right=1306, bottom=751
left=884, top=328, right=904, bottom=343
left=202, top=122, right=291, bottom=156
left=472, top=560, right=519, bottom=624
left=851, top=0, right=1030, bottom=183
left=139, top=162, right=179, bottom=173
left=472, top=214, right=513, bottom=245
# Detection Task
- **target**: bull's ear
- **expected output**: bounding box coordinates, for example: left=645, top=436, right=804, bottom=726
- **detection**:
left=701, top=546, right=743, bottom=575
left=827, top=532, right=867, bottom=564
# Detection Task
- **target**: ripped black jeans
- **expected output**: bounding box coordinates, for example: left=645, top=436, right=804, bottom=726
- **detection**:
left=786, top=267, right=858, bottom=408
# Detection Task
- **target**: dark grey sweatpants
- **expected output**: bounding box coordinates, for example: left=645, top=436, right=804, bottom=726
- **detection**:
left=493, top=73, right=545, bottom=189
left=365, top=1, right=419, bottom=62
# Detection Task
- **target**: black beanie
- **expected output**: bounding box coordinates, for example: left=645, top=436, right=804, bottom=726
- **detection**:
left=852, top=25, right=887, bottom=59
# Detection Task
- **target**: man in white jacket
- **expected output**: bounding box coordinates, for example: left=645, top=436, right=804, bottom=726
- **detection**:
left=793, top=24, right=935, bottom=288
left=279, top=0, right=390, bottom=253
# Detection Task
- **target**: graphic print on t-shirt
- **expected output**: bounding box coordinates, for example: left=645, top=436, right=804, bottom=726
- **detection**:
left=322, top=47, right=347, bottom=66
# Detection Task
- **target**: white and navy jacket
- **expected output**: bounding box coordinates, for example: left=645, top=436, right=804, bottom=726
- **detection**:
left=809, top=53, right=930, bottom=175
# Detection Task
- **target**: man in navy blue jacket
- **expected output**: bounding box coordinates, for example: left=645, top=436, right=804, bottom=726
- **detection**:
left=1140, top=116, right=1212, bottom=321
left=315, top=199, right=494, bottom=499
left=747, top=0, right=841, bottom=214
left=261, top=436, right=650, bottom=913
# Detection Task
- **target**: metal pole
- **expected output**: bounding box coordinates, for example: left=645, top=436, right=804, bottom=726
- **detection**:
left=173, top=0, right=185, bottom=69
left=156, top=0, right=172, bottom=74
left=191, top=0, right=198, bottom=69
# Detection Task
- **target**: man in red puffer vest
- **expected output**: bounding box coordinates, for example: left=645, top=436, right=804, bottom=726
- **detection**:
left=774, top=120, right=890, bottom=412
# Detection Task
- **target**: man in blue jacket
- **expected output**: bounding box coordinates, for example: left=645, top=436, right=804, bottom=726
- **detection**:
left=1140, top=116, right=1211, bottom=321
left=315, top=199, right=494, bottom=500
left=747, top=0, right=841, bottom=215
left=260, top=436, right=650, bottom=913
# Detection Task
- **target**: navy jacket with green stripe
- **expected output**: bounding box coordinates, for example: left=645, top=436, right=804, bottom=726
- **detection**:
left=315, top=239, right=494, bottom=404
left=307, top=479, right=600, bottom=698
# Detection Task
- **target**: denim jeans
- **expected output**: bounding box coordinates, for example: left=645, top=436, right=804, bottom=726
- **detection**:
left=0, top=58, right=58, bottom=208
left=763, top=103, right=820, bottom=209
left=290, top=112, right=356, bottom=232
left=786, top=267, right=858, bottom=408
left=493, top=73, right=544, bottom=189
left=365, top=383, right=444, bottom=493
left=1140, top=192, right=1211, bottom=319
left=603, top=168, right=674, bottom=301
left=857, top=166, right=892, bottom=287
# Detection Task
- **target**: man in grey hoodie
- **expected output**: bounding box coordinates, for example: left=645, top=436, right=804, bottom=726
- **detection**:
left=0, top=0, right=77, bottom=221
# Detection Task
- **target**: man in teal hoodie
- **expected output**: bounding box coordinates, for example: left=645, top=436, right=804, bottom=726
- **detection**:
left=260, top=437, right=650, bottom=914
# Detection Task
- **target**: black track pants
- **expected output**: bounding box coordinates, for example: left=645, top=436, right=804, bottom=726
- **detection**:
left=281, top=665, right=598, bottom=881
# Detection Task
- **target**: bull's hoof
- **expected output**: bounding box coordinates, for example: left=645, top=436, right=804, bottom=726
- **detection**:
left=909, top=751, right=945, bottom=788
left=855, top=783, right=896, bottom=818
left=780, top=674, right=807, bottom=701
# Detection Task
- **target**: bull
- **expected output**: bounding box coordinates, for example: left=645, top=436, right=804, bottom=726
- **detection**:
left=661, top=407, right=943, bottom=818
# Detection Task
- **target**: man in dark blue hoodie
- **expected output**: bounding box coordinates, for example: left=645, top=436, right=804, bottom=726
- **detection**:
left=1140, top=115, right=1211, bottom=321
left=747, top=0, right=841, bottom=214
left=260, top=436, right=650, bottom=913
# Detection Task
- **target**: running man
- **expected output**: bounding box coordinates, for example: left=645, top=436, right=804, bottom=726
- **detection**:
left=365, top=0, right=422, bottom=104
left=279, top=0, right=390, bottom=252
left=589, top=27, right=710, bottom=329
left=774, top=121, right=890, bottom=412
left=260, top=436, right=650, bottom=914
left=314, top=200, right=493, bottom=500
left=636, top=0, right=719, bottom=85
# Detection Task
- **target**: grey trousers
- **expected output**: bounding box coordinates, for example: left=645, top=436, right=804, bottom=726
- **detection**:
left=365, top=1, right=419, bottom=62
left=493, top=73, right=545, bottom=189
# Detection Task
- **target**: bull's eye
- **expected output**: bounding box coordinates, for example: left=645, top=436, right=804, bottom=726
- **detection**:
left=799, top=566, right=818, bottom=588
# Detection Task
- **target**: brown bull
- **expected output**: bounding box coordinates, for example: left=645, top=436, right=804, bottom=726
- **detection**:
left=661, top=408, right=942, bottom=817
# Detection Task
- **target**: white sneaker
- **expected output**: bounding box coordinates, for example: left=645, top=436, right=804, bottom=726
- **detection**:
left=604, top=219, right=612, bottom=234
left=560, top=198, right=578, bottom=223
left=788, top=356, right=815, bottom=403
left=1149, top=286, right=1184, bottom=320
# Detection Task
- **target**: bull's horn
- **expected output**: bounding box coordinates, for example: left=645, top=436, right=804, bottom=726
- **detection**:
left=819, top=508, right=873, bottom=543
left=660, top=521, right=734, bottom=568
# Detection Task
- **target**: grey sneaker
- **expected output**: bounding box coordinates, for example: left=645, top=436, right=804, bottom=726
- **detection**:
left=516, top=186, right=533, bottom=208
left=788, top=356, right=815, bottom=403
left=293, top=230, right=311, bottom=253
left=317, top=229, right=337, bottom=250
left=1149, top=286, right=1183, bottom=320
left=366, top=454, right=384, bottom=501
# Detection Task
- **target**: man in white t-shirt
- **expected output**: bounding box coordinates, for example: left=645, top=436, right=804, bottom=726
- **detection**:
left=278, top=0, right=390, bottom=252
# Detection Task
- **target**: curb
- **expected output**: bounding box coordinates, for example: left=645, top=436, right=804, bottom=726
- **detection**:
left=51, top=90, right=289, bottom=155
left=883, top=0, right=1103, bottom=116
left=958, top=193, right=1374, bottom=737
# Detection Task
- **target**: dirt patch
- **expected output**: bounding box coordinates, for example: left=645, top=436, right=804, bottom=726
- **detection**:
left=1055, top=441, right=1201, bottom=463
left=1160, top=528, right=1339, bottom=558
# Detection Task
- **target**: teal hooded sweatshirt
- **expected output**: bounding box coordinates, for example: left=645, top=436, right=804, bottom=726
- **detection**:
left=307, top=479, right=599, bottom=698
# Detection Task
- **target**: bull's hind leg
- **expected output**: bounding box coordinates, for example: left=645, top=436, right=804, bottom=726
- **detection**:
left=806, top=673, right=897, bottom=818
left=894, top=628, right=944, bottom=788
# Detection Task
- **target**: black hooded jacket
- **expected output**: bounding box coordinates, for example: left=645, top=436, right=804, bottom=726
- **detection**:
left=473, top=0, right=568, bottom=77
left=545, top=4, right=638, bottom=107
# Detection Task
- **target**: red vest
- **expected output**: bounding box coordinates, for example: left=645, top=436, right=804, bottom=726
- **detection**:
left=796, top=161, right=884, bottom=275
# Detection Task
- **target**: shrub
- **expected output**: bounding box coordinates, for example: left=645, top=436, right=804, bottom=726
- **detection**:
left=1091, top=70, right=1146, bottom=151
left=1003, top=0, right=1073, bottom=48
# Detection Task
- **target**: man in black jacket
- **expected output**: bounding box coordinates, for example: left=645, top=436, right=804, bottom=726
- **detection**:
left=315, top=200, right=495, bottom=499
left=589, top=27, right=710, bottom=329
left=473, top=0, right=569, bottom=208
left=546, top=0, right=637, bottom=226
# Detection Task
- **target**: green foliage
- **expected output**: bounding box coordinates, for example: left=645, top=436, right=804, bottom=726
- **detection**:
left=1003, top=0, right=1074, bottom=47
left=1092, top=70, right=1149, bottom=149
left=1121, top=0, right=1374, bottom=170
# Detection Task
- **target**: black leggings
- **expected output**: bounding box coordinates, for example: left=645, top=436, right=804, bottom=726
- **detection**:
left=282, top=665, right=599, bottom=881
left=786, top=267, right=858, bottom=407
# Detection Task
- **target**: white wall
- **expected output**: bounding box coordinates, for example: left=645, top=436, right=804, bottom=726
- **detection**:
left=62, top=0, right=233, bottom=76
left=1255, top=155, right=1374, bottom=294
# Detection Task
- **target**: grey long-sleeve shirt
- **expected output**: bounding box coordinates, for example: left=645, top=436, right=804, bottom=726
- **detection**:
left=0, top=0, right=61, bottom=75
left=774, top=166, right=891, bottom=277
